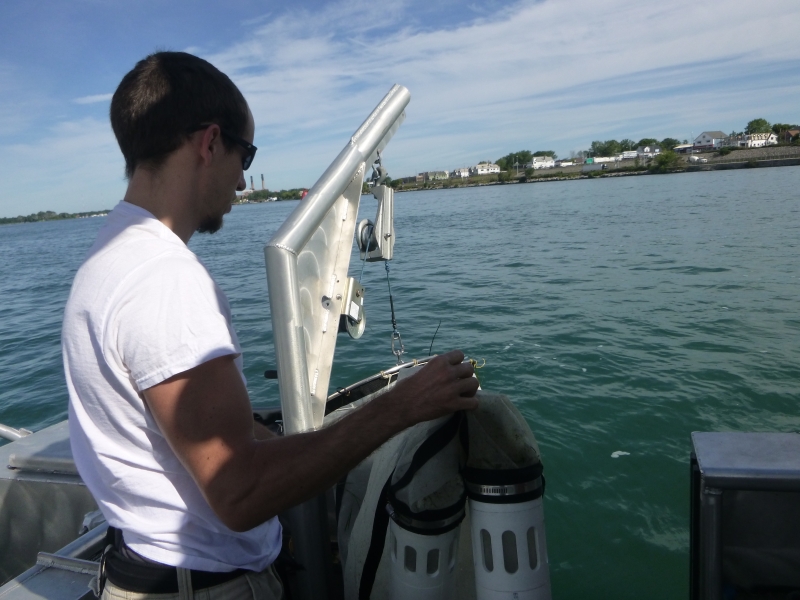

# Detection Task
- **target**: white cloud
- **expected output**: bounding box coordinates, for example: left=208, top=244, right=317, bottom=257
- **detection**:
left=0, top=117, right=126, bottom=218
left=202, top=0, right=800, bottom=184
left=73, top=93, right=113, bottom=105
left=1, top=0, right=798, bottom=215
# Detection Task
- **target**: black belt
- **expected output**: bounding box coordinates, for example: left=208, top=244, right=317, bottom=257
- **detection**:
left=103, top=528, right=248, bottom=594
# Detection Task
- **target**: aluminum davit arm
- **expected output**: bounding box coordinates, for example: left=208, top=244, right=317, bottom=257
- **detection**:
left=264, top=84, right=410, bottom=435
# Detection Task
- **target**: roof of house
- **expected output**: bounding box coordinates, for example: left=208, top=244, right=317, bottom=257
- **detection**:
left=747, top=132, right=776, bottom=139
left=696, top=131, right=727, bottom=139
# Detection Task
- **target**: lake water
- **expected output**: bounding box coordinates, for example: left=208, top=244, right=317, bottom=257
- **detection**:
left=1, top=167, right=799, bottom=598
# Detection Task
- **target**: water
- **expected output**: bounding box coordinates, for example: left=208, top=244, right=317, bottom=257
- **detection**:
left=1, top=167, right=799, bottom=598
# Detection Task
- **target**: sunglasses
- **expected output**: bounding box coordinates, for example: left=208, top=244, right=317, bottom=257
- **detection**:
left=190, top=124, right=257, bottom=171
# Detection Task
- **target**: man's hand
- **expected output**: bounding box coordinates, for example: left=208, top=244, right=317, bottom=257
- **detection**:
left=385, top=350, right=479, bottom=428
left=142, top=349, right=477, bottom=532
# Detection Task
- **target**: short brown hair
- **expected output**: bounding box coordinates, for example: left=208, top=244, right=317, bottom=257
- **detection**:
left=110, top=52, right=249, bottom=178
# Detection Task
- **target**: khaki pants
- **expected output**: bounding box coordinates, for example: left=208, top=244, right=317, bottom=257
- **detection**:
left=101, top=566, right=283, bottom=600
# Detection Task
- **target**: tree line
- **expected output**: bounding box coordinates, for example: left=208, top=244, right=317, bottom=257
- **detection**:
left=739, top=118, right=798, bottom=140
left=495, top=150, right=557, bottom=171
left=243, top=188, right=307, bottom=201
left=0, top=209, right=109, bottom=226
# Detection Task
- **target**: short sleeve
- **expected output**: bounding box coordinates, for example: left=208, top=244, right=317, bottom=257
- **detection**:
left=106, top=253, right=241, bottom=391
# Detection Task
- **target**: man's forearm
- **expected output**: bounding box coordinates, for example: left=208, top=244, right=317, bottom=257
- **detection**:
left=146, top=351, right=478, bottom=533
left=213, top=390, right=409, bottom=531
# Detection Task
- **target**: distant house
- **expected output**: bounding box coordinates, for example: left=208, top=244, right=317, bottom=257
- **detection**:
left=693, top=131, right=727, bottom=150
left=785, top=129, right=799, bottom=143
left=450, top=167, right=470, bottom=179
left=740, top=132, right=778, bottom=148
left=424, top=171, right=449, bottom=181
left=637, top=145, right=661, bottom=158
left=531, top=156, right=555, bottom=169
left=470, top=163, right=500, bottom=176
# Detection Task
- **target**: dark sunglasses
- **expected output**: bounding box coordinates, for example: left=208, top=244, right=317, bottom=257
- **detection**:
left=190, top=124, right=257, bottom=171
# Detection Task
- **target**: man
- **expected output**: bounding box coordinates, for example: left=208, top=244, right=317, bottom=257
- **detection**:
left=62, top=51, right=478, bottom=599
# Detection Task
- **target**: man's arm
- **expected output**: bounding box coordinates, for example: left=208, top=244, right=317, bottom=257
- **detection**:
left=143, top=350, right=477, bottom=532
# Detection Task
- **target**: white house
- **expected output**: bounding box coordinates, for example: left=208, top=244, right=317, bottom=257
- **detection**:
left=637, top=145, right=661, bottom=158
left=740, top=132, right=778, bottom=148
left=693, top=131, right=727, bottom=150
left=450, top=167, right=470, bottom=178
left=424, top=171, right=449, bottom=181
left=470, top=163, right=500, bottom=176
left=531, top=156, right=555, bottom=169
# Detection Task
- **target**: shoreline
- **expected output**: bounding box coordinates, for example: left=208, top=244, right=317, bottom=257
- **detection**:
left=394, top=156, right=800, bottom=192
left=5, top=153, right=798, bottom=223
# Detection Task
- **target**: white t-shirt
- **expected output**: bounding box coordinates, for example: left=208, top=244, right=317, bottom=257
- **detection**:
left=63, top=201, right=281, bottom=572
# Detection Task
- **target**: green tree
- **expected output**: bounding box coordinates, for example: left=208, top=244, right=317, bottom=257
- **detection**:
left=497, top=171, right=512, bottom=182
left=532, top=150, right=557, bottom=159
left=619, top=139, right=636, bottom=151
left=649, top=150, right=681, bottom=173
left=590, top=140, right=622, bottom=156
left=524, top=167, right=535, bottom=179
left=771, top=123, right=798, bottom=141
left=660, top=138, right=680, bottom=150
left=745, top=118, right=771, bottom=134
left=497, top=151, right=533, bottom=172
left=637, top=138, right=658, bottom=148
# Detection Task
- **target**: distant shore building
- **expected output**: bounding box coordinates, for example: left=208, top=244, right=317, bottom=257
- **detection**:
left=741, top=132, right=778, bottom=148
left=693, top=131, right=727, bottom=150
left=673, top=144, right=693, bottom=154
left=470, top=163, right=500, bottom=176
left=423, top=171, right=449, bottom=181
left=637, top=145, right=661, bottom=158
left=555, top=160, right=574, bottom=167
left=722, top=133, right=778, bottom=148
left=621, top=150, right=639, bottom=159
left=450, top=167, right=470, bottom=179
left=531, top=156, right=555, bottom=169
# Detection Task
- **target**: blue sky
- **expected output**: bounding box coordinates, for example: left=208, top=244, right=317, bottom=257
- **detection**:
left=1, top=0, right=799, bottom=217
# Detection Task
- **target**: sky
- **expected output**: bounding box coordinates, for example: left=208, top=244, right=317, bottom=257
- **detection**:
left=1, top=0, right=799, bottom=217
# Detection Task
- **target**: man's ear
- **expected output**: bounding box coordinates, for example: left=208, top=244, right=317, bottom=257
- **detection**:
left=197, top=124, right=223, bottom=167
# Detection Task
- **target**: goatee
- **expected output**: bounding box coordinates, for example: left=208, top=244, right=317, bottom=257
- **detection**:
left=197, top=215, right=223, bottom=234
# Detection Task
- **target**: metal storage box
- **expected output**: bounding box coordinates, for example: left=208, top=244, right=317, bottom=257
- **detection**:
left=690, top=432, right=800, bottom=600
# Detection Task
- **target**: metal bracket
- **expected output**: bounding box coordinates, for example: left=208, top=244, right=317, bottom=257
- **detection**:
left=36, top=553, right=99, bottom=575
left=339, top=277, right=366, bottom=339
